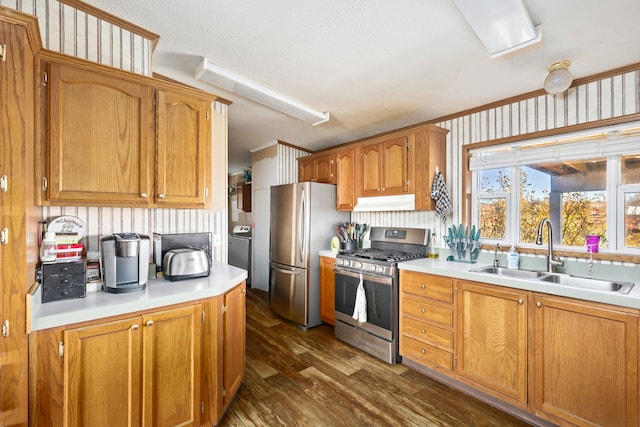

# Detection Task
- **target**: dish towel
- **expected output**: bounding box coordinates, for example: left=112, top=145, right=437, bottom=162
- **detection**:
left=430, top=171, right=453, bottom=223
left=352, top=273, right=367, bottom=323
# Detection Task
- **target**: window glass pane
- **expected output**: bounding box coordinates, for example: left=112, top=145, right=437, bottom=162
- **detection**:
left=622, top=154, right=640, bottom=185
left=479, top=168, right=511, bottom=193
left=479, top=198, right=506, bottom=239
left=561, top=191, right=606, bottom=247
left=520, top=158, right=606, bottom=248
left=519, top=166, right=550, bottom=243
left=624, top=192, right=640, bottom=248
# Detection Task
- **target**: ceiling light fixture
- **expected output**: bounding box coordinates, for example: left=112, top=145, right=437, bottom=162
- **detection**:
left=452, top=0, right=542, bottom=58
left=195, top=57, right=330, bottom=126
left=544, top=60, right=573, bottom=94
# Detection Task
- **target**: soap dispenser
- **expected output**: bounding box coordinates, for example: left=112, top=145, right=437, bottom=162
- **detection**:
left=506, top=245, right=519, bottom=269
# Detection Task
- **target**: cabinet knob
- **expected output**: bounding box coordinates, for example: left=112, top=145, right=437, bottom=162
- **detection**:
left=421, top=308, right=427, bottom=313
left=131, top=324, right=139, bottom=330
left=420, top=284, right=426, bottom=289
left=421, top=329, right=426, bottom=334
left=421, top=349, right=426, bottom=354
left=536, top=301, right=542, bottom=308
left=158, top=193, right=165, bottom=199
left=140, top=193, right=148, bottom=198
left=518, top=298, right=524, bottom=305
left=145, top=320, right=154, bottom=327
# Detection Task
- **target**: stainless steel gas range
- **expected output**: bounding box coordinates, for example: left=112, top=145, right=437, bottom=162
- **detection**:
left=333, top=227, right=430, bottom=364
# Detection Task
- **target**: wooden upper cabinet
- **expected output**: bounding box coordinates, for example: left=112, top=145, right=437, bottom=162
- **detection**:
left=335, top=148, right=356, bottom=210
left=46, top=63, right=153, bottom=206
left=40, top=56, right=216, bottom=208
left=357, top=136, right=409, bottom=197
left=298, top=153, right=335, bottom=184
left=156, top=89, right=211, bottom=208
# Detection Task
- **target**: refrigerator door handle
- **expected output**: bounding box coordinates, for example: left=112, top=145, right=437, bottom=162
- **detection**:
left=271, top=265, right=302, bottom=275
left=298, top=185, right=307, bottom=263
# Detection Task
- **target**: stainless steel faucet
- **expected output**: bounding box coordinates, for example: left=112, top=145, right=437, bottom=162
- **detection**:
left=536, top=218, right=564, bottom=273
left=493, top=243, right=500, bottom=267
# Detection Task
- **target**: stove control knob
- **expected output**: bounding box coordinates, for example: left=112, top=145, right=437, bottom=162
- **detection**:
left=378, top=266, right=385, bottom=274
left=369, top=264, right=376, bottom=272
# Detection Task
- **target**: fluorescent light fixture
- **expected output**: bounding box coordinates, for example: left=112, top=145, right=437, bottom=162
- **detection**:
left=452, top=0, right=542, bottom=58
left=195, top=57, right=330, bottom=125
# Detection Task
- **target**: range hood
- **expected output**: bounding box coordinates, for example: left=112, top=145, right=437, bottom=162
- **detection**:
left=352, top=194, right=415, bottom=212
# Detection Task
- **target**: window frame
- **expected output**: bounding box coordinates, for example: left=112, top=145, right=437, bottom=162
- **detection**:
left=467, top=122, right=640, bottom=257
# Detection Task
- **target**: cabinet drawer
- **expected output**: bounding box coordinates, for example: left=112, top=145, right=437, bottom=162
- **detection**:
left=400, top=335, right=453, bottom=371
left=42, top=261, right=85, bottom=276
left=43, top=274, right=86, bottom=289
left=402, top=297, right=453, bottom=328
left=401, top=272, right=453, bottom=304
left=42, top=284, right=86, bottom=303
left=401, top=316, right=453, bottom=350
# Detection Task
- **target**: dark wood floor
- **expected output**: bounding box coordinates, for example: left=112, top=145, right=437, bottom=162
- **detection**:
left=219, top=289, right=532, bottom=426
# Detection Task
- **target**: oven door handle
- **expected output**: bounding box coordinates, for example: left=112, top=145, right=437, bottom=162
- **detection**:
left=334, top=266, right=393, bottom=286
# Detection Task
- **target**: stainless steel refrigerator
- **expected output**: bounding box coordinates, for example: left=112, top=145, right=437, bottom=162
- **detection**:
left=269, top=182, right=349, bottom=328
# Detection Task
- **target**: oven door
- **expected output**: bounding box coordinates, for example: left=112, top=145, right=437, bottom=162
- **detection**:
left=334, top=266, right=396, bottom=340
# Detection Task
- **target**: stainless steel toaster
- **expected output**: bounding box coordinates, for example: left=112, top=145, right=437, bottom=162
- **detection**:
left=162, top=248, right=210, bottom=281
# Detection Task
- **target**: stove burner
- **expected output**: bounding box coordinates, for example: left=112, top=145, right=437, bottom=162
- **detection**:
left=339, top=248, right=426, bottom=263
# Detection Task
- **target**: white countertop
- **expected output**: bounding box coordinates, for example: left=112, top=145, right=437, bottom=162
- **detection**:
left=399, top=257, right=640, bottom=309
left=29, top=262, right=248, bottom=331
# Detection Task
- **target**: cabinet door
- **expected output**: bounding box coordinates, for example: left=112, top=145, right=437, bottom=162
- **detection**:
left=319, top=256, right=336, bottom=324
left=532, top=294, right=638, bottom=426
left=314, top=154, right=334, bottom=183
left=156, top=90, right=210, bottom=208
left=298, top=157, right=315, bottom=182
left=0, top=18, right=33, bottom=426
left=380, top=136, right=408, bottom=194
left=457, top=281, right=527, bottom=406
left=359, top=143, right=382, bottom=196
left=335, top=149, right=355, bottom=210
left=142, top=305, right=202, bottom=427
left=64, top=317, right=143, bottom=427
left=223, top=282, right=246, bottom=409
left=47, top=63, right=153, bottom=205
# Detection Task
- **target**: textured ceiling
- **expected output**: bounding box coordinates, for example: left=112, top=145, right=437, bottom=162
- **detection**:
left=83, top=0, right=640, bottom=173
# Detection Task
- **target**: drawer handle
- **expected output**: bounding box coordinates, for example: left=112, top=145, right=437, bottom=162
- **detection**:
left=421, top=349, right=427, bottom=355
left=61, top=279, right=69, bottom=285
left=421, top=308, right=427, bottom=313
left=131, top=324, right=139, bottom=330
left=518, top=298, right=524, bottom=305
left=61, top=267, right=69, bottom=272
left=140, top=193, right=148, bottom=198
left=420, top=284, right=426, bottom=289
left=421, top=329, right=426, bottom=334
left=145, top=320, right=154, bottom=327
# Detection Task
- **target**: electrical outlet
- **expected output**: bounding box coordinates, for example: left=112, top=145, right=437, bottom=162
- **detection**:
left=213, top=234, right=221, bottom=247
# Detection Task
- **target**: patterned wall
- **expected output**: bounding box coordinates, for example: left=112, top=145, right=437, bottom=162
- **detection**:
left=4, top=0, right=229, bottom=262
left=354, top=67, right=640, bottom=263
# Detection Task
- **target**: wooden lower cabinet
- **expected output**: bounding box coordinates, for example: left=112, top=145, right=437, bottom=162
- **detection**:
left=456, top=281, right=527, bottom=407
left=400, top=272, right=640, bottom=427
left=29, top=283, right=246, bottom=427
left=531, top=293, right=639, bottom=427
left=319, top=256, right=336, bottom=325
left=202, top=281, right=246, bottom=425
left=399, top=271, right=454, bottom=373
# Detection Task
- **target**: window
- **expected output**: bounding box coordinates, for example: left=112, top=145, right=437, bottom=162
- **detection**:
left=469, top=122, right=640, bottom=254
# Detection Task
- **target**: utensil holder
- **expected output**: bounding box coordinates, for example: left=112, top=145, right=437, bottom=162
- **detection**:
left=340, top=240, right=357, bottom=252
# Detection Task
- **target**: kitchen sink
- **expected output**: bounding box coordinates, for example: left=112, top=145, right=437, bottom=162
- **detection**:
left=538, top=274, right=635, bottom=294
left=470, top=266, right=635, bottom=294
left=470, top=266, right=546, bottom=280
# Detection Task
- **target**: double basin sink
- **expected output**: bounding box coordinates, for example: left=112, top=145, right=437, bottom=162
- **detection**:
left=469, top=266, right=635, bottom=295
